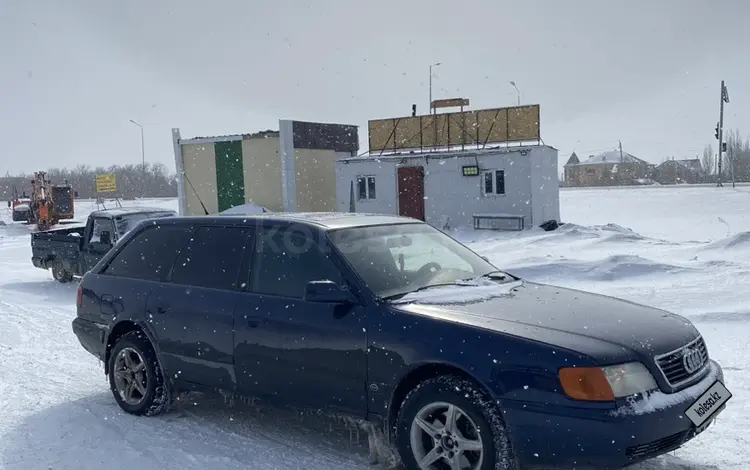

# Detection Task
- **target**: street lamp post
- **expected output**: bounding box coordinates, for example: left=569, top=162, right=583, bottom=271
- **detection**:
left=129, top=119, right=146, bottom=198
left=510, top=81, right=521, bottom=106
left=429, top=62, right=442, bottom=115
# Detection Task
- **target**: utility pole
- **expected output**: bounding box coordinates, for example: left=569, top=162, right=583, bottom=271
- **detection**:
left=510, top=81, right=521, bottom=106
left=716, top=80, right=730, bottom=187
left=429, top=62, right=441, bottom=115
left=619, top=141, right=623, bottom=163
left=129, top=119, right=146, bottom=197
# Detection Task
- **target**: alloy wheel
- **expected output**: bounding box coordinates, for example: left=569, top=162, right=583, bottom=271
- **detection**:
left=113, top=347, right=148, bottom=406
left=409, top=401, right=484, bottom=470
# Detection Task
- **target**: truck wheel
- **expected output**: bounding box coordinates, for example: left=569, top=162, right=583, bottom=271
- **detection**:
left=108, top=331, right=171, bottom=417
left=395, top=375, right=517, bottom=470
left=51, top=260, right=72, bottom=283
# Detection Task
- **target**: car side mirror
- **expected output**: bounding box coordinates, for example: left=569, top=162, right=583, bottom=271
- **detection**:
left=99, top=230, right=112, bottom=246
left=304, top=280, right=356, bottom=304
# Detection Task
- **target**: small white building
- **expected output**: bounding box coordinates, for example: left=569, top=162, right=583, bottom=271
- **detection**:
left=334, top=145, right=560, bottom=230
left=172, top=120, right=358, bottom=216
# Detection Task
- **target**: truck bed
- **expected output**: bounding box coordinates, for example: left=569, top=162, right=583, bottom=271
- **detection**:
left=31, top=225, right=86, bottom=274
left=32, top=224, right=86, bottom=242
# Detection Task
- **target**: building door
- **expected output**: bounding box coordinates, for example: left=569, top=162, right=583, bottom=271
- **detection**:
left=397, top=166, right=425, bottom=221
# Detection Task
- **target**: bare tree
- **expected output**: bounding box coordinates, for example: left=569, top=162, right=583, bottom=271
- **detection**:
left=725, top=129, right=750, bottom=181
left=702, top=145, right=715, bottom=175
left=0, top=163, right=178, bottom=201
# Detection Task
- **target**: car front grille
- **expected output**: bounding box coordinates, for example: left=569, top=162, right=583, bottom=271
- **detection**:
left=654, top=336, right=709, bottom=388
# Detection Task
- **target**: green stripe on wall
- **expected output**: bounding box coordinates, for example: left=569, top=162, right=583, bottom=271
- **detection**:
left=214, top=140, right=245, bottom=212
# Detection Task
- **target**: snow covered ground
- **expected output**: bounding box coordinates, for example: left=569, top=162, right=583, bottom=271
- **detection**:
left=1, top=187, right=749, bottom=469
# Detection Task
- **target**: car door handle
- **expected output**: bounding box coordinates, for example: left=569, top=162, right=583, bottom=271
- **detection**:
left=100, top=294, right=114, bottom=315
left=246, top=317, right=262, bottom=328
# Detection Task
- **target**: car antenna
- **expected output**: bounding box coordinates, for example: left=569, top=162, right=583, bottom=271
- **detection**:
left=182, top=172, right=209, bottom=215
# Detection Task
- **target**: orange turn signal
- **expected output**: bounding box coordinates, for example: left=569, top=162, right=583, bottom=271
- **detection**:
left=559, top=367, right=616, bottom=402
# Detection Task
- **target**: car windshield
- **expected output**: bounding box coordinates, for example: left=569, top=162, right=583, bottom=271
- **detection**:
left=113, top=211, right=176, bottom=237
left=328, top=223, right=505, bottom=300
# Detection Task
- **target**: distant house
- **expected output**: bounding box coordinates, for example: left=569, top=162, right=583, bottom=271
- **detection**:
left=563, top=149, right=654, bottom=187
left=651, top=158, right=705, bottom=185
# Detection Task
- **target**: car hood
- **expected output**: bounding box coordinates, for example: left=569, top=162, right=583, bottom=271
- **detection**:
left=392, top=280, right=699, bottom=363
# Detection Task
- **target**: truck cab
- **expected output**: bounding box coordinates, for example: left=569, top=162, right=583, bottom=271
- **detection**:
left=31, top=207, right=176, bottom=282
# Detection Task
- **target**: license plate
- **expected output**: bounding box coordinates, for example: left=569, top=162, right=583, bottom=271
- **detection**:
left=685, top=380, right=732, bottom=428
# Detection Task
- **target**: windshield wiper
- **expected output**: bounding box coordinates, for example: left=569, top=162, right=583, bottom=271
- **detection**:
left=381, top=282, right=466, bottom=301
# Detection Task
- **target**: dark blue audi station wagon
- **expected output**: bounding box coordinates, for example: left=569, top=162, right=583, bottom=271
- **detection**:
left=72, top=213, right=731, bottom=470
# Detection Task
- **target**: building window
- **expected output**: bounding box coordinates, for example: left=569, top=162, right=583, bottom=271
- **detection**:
left=357, top=175, right=376, bottom=200
left=482, top=170, right=505, bottom=195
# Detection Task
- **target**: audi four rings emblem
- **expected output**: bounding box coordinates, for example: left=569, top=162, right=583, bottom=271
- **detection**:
left=682, top=348, right=703, bottom=374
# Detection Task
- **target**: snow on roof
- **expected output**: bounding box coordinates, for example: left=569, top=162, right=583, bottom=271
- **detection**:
left=679, top=159, right=703, bottom=171
left=569, top=149, right=648, bottom=166
left=656, top=159, right=704, bottom=172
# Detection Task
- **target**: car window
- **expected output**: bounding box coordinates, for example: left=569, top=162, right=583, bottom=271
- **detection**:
left=114, top=211, right=176, bottom=238
left=329, top=223, right=497, bottom=299
left=170, top=226, right=250, bottom=290
left=89, top=217, right=115, bottom=244
left=102, top=224, right=194, bottom=281
left=251, top=228, right=343, bottom=298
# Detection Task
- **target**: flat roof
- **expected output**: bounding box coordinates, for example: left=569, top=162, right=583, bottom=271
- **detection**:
left=340, top=144, right=557, bottom=163
left=178, top=130, right=280, bottom=145
left=169, top=212, right=421, bottom=230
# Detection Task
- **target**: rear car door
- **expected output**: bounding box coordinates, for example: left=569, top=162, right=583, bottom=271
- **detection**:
left=234, top=226, right=368, bottom=416
left=92, top=223, right=195, bottom=352
left=147, top=225, right=252, bottom=391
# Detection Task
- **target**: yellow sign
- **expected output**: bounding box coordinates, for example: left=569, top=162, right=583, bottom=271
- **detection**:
left=95, top=174, right=117, bottom=193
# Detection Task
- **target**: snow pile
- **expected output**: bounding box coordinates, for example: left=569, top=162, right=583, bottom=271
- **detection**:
left=508, top=254, right=692, bottom=282
left=220, top=202, right=270, bottom=215
left=703, top=231, right=750, bottom=250
left=2, top=187, right=750, bottom=469
left=391, top=279, right=523, bottom=305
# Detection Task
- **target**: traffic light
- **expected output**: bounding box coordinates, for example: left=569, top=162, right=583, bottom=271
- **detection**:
left=715, top=123, right=720, bottom=140
left=722, top=142, right=727, bottom=152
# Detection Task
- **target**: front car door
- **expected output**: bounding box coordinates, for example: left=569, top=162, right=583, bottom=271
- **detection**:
left=84, top=217, right=116, bottom=272
left=233, top=224, right=368, bottom=417
left=147, top=225, right=252, bottom=391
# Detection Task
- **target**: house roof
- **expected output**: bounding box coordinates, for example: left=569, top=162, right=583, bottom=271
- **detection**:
left=678, top=158, right=703, bottom=172
left=656, top=158, right=703, bottom=172
left=565, top=152, right=580, bottom=165
left=567, top=149, right=649, bottom=166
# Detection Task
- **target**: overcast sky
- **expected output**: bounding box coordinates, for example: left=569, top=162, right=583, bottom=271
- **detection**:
left=2, top=0, right=748, bottom=175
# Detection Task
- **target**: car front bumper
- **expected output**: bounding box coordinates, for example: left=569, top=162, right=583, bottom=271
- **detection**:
left=504, top=360, right=727, bottom=469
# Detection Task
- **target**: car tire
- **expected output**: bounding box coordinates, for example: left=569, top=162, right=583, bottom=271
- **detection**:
left=107, top=331, right=171, bottom=417
left=51, top=259, right=72, bottom=283
left=395, top=375, right=517, bottom=470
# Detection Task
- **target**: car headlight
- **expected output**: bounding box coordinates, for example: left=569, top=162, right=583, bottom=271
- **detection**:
left=559, top=362, right=658, bottom=402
